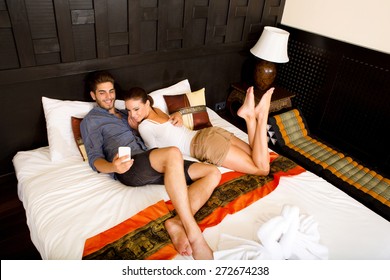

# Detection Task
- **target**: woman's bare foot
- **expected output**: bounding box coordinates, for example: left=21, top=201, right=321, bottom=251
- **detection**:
left=237, top=86, right=256, bottom=120
left=165, top=217, right=192, bottom=256
left=255, top=87, right=274, bottom=120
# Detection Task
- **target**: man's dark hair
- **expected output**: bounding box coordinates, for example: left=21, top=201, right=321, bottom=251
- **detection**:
left=88, top=71, right=115, bottom=92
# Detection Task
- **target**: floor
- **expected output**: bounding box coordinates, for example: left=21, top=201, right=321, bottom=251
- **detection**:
left=0, top=173, right=41, bottom=260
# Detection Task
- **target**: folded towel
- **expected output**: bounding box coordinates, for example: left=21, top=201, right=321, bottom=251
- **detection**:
left=214, top=205, right=328, bottom=260
left=289, top=215, right=329, bottom=260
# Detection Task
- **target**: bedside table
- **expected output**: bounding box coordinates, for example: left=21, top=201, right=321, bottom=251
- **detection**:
left=227, top=82, right=295, bottom=118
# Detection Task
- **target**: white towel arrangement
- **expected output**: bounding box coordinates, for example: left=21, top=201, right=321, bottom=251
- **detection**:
left=213, top=205, right=329, bottom=260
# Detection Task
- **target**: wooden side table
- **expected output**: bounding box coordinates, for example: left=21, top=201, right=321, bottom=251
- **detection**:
left=227, top=82, right=295, bottom=118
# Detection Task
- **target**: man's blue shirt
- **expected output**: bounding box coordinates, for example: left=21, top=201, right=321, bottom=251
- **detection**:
left=80, top=106, right=148, bottom=177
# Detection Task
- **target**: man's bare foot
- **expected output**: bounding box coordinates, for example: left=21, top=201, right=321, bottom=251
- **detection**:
left=189, top=236, right=214, bottom=260
left=255, top=87, right=274, bottom=120
left=165, top=217, right=192, bottom=256
left=237, top=86, right=255, bottom=120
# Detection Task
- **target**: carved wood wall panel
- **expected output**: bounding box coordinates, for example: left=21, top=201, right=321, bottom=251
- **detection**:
left=0, top=0, right=286, bottom=176
left=0, top=0, right=285, bottom=84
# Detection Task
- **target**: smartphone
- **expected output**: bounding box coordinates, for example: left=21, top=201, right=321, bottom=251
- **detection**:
left=118, top=146, right=131, bottom=162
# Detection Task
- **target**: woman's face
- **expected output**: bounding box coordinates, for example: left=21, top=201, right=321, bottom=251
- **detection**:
left=125, top=98, right=150, bottom=123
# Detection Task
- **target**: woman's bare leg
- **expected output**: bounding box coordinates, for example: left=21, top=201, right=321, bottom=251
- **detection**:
left=223, top=87, right=273, bottom=175
left=251, top=88, right=273, bottom=173
left=237, top=86, right=257, bottom=147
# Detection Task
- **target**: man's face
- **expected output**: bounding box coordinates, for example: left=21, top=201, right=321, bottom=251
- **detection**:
left=91, top=82, right=116, bottom=112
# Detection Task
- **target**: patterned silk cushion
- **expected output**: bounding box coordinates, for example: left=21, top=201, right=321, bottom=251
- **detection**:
left=163, top=88, right=212, bottom=130
left=71, top=116, right=88, bottom=161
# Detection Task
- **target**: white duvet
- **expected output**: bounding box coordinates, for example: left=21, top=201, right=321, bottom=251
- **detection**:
left=13, top=109, right=390, bottom=259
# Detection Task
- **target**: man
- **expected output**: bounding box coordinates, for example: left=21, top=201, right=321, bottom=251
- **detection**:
left=80, top=71, right=221, bottom=260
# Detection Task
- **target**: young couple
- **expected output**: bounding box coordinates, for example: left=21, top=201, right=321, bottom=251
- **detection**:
left=81, top=71, right=272, bottom=260
left=124, top=85, right=273, bottom=176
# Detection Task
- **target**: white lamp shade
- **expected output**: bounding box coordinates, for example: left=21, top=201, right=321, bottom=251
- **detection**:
left=250, top=26, right=289, bottom=63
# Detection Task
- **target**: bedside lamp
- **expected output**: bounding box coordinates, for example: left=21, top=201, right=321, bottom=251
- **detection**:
left=250, top=26, right=289, bottom=91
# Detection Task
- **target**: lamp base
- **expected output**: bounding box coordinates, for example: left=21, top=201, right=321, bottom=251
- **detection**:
left=254, top=60, right=276, bottom=91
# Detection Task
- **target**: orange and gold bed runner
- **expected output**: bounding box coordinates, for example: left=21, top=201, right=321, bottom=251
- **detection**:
left=82, top=153, right=304, bottom=260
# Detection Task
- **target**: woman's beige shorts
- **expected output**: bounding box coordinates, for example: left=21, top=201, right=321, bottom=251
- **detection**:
left=191, top=126, right=233, bottom=166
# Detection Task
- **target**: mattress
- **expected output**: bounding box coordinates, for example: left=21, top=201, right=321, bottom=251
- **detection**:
left=13, top=109, right=390, bottom=259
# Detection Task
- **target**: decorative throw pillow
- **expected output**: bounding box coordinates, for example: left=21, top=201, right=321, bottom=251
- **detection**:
left=71, top=117, right=88, bottom=161
left=163, top=88, right=212, bottom=130
left=149, top=79, right=191, bottom=114
left=42, top=97, right=95, bottom=162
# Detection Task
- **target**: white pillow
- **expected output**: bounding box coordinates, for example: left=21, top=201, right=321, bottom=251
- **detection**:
left=115, top=99, right=125, bottom=110
left=42, top=97, right=95, bottom=162
left=149, top=79, right=191, bottom=114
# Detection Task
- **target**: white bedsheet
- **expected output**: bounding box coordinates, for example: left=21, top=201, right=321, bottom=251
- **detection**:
left=13, top=109, right=390, bottom=259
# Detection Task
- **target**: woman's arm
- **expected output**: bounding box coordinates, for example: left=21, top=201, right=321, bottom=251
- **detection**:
left=169, top=111, right=183, bottom=126
left=153, top=107, right=183, bottom=127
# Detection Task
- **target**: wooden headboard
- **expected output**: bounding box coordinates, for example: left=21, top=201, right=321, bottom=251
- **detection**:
left=275, top=25, right=390, bottom=177
left=0, top=0, right=286, bottom=177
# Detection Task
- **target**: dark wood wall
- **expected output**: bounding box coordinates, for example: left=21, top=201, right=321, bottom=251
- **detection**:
left=0, top=0, right=286, bottom=176
left=275, top=25, right=390, bottom=177
left=0, top=0, right=286, bottom=80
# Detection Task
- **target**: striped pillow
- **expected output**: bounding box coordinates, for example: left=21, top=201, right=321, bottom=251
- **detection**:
left=163, top=88, right=212, bottom=130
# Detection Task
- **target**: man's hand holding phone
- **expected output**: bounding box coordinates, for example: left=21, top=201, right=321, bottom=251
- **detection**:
left=115, top=146, right=133, bottom=174
left=118, top=146, right=131, bottom=162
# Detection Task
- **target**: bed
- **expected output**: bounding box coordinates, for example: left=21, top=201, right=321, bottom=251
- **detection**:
left=12, top=79, right=390, bottom=260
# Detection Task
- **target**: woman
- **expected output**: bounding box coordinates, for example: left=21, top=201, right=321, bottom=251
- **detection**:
left=124, top=86, right=273, bottom=176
